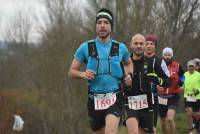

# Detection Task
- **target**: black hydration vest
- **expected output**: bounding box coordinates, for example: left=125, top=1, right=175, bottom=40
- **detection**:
left=88, top=41, right=119, bottom=57
left=87, top=41, right=123, bottom=79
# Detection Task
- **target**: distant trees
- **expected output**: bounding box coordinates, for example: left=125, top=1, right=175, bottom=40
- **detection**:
left=0, top=8, right=37, bottom=89
left=85, top=0, right=200, bottom=63
left=30, top=0, right=89, bottom=133
left=154, top=0, right=200, bottom=61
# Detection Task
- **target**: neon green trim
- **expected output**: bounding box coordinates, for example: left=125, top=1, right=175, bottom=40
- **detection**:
left=159, top=78, right=163, bottom=85
left=147, top=73, right=158, bottom=77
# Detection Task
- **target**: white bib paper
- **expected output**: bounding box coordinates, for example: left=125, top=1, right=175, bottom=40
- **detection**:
left=128, top=94, right=148, bottom=110
left=94, top=93, right=116, bottom=110
left=186, top=96, right=197, bottom=102
left=158, top=96, right=168, bottom=105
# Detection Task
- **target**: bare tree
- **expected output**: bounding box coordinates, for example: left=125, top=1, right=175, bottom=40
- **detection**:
left=154, top=0, right=200, bottom=51
left=31, top=0, right=90, bottom=133
left=3, top=9, right=36, bottom=45
left=0, top=7, right=38, bottom=89
left=85, top=0, right=200, bottom=60
left=84, top=0, right=157, bottom=44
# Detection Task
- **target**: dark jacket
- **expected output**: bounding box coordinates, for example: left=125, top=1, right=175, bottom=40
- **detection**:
left=123, top=55, right=171, bottom=110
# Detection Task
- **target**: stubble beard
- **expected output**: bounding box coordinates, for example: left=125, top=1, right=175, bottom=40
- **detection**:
left=134, top=49, right=144, bottom=57
left=97, top=31, right=111, bottom=40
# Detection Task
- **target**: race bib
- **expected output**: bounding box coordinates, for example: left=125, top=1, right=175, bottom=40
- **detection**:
left=158, top=96, right=168, bottom=105
left=128, top=94, right=148, bottom=110
left=186, top=96, right=197, bottom=102
left=94, top=93, right=116, bottom=110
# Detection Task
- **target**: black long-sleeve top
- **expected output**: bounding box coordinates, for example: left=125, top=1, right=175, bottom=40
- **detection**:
left=123, top=55, right=171, bottom=110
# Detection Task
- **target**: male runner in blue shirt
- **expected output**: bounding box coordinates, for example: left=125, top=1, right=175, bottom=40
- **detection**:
left=68, top=8, right=133, bottom=134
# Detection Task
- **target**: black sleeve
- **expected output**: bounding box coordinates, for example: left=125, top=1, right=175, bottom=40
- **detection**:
left=178, top=65, right=184, bottom=77
left=155, top=57, right=171, bottom=87
left=178, top=65, right=185, bottom=87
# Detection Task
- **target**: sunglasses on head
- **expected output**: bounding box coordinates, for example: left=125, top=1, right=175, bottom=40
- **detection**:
left=146, top=42, right=155, bottom=45
left=188, top=65, right=195, bottom=67
left=134, top=42, right=144, bottom=45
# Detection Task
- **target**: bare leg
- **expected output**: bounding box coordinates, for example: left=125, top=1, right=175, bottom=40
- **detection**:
left=185, top=107, right=194, bottom=131
left=166, top=109, right=176, bottom=134
left=105, top=114, right=120, bottom=134
left=160, top=117, right=168, bottom=134
left=126, top=117, right=139, bottom=134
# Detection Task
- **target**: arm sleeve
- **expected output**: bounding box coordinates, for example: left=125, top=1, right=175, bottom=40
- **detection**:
left=155, top=57, right=171, bottom=87
left=178, top=65, right=185, bottom=87
left=74, top=43, right=87, bottom=63
left=182, top=72, right=186, bottom=89
left=178, top=65, right=185, bottom=76
left=121, top=43, right=130, bottom=61
left=198, top=74, right=200, bottom=91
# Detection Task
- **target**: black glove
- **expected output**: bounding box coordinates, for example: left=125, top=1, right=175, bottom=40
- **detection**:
left=178, top=76, right=185, bottom=87
left=194, top=91, right=199, bottom=96
left=147, top=73, right=163, bottom=86
left=193, top=89, right=200, bottom=96
left=177, top=80, right=184, bottom=87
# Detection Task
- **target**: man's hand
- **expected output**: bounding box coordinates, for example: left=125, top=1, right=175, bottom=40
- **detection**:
left=157, top=85, right=164, bottom=93
left=80, top=70, right=96, bottom=80
left=179, top=87, right=184, bottom=93
left=122, top=73, right=132, bottom=91
left=123, top=73, right=132, bottom=86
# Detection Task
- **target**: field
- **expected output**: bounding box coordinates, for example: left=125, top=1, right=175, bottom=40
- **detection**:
left=118, top=112, right=188, bottom=134
left=0, top=89, right=190, bottom=134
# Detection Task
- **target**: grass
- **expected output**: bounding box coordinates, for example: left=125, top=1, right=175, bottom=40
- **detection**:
left=118, top=112, right=188, bottom=134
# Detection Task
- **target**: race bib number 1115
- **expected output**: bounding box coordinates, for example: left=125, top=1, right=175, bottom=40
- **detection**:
left=128, top=94, right=148, bottom=110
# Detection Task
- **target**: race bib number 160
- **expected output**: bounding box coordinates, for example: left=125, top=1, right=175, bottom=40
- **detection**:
left=94, top=93, right=116, bottom=110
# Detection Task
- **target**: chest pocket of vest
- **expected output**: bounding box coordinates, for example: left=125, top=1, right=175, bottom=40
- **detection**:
left=110, top=56, right=123, bottom=79
left=86, top=57, right=98, bottom=74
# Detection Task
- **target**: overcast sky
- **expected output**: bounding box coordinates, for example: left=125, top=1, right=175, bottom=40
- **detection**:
left=0, top=0, right=45, bottom=20
left=0, top=0, right=47, bottom=41
left=0, top=0, right=85, bottom=23
left=0, top=0, right=86, bottom=42
left=0, top=0, right=49, bottom=41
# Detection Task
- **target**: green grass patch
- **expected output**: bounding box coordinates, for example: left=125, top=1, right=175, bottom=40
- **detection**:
left=119, top=112, right=188, bottom=134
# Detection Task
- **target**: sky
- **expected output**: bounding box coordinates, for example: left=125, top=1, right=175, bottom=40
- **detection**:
left=0, top=0, right=46, bottom=42
left=0, top=0, right=86, bottom=24
left=0, top=0, right=86, bottom=42
left=0, top=0, right=45, bottom=21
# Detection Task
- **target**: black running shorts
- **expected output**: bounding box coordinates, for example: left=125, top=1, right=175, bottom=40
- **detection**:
left=184, top=99, right=200, bottom=112
left=158, top=93, right=180, bottom=118
left=87, top=91, right=123, bottom=132
left=125, top=107, right=154, bottom=133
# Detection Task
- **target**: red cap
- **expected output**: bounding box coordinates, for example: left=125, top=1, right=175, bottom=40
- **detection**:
left=145, top=34, right=158, bottom=45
